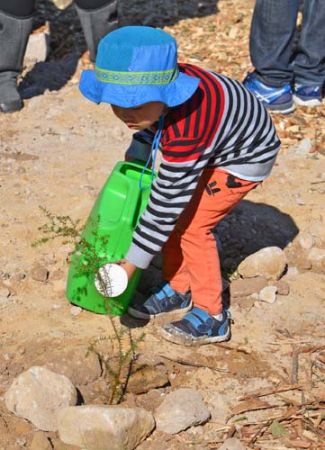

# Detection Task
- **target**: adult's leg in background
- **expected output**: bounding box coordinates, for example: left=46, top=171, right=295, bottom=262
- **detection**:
left=0, top=1, right=35, bottom=112
left=293, top=0, right=325, bottom=87
left=250, top=0, right=300, bottom=87
left=74, top=0, right=118, bottom=61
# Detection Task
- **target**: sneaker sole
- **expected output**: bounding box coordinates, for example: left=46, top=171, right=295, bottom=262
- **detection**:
left=267, top=102, right=295, bottom=114
left=293, top=95, right=323, bottom=107
left=128, top=301, right=193, bottom=320
left=159, top=325, right=231, bottom=346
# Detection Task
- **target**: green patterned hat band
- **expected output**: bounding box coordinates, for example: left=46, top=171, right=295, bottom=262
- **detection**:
left=95, top=66, right=180, bottom=85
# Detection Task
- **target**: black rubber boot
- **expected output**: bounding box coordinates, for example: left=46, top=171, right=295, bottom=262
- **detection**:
left=0, top=10, right=33, bottom=113
left=75, top=1, right=118, bottom=62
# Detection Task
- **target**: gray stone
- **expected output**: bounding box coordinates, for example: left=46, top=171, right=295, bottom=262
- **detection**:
left=230, top=277, right=267, bottom=298
left=238, top=247, right=287, bottom=280
left=57, top=405, right=155, bottom=450
left=25, top=32, right=49, bottom=63
left=202, top=391, right=232, bottom=424
left=154, top=388, right=210, bottom=434
left=5, top=366, right=77, bottom=431
left=292, top=138, right=312, bottom=156
left=259, top=286, right=277, bottom=304
left=43, top=348, right=102, bottom=386
left=218, top=437, right=246, bottom=450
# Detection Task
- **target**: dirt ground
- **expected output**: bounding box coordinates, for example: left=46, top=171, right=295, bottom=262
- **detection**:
left=0, top=0, right=324, bottom=449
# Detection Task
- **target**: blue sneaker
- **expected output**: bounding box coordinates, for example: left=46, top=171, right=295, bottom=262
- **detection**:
left=128, top=281, right=192, bottom=319
left=160, top=307, right=230, bottom=346
left=243, top=73, right=294, bottom=114
left=293, top=84, right=323, bottom=107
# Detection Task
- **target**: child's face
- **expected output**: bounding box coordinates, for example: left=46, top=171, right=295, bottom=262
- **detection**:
left=111, top=102, right=166, bottom=130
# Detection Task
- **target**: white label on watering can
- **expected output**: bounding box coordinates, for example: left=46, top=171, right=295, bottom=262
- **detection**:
left=95, top=263, right=128, bottom=298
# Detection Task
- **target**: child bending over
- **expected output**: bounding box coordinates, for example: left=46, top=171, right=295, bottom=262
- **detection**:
left=80, top=26, right=280, bottom=345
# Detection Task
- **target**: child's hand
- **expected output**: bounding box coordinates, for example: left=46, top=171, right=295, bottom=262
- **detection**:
left=117, top=260, right=137, bottom=280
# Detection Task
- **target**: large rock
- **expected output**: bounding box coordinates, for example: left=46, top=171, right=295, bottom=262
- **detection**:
left=43, top=348, right=102, bottom=386
left=237, top=247, right=287, bottom=280
left=5, top=366, right=77, bottom=431
left=57, top=405, right=155, bottom=450
left=154, top=388, right=210, bottom=434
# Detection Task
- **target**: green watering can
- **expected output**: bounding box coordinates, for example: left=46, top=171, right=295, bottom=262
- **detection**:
left=66, top=160, right=154, bottom=316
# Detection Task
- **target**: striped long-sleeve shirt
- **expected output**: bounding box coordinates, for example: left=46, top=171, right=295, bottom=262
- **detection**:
left=125, top=64, right=280, bottom=269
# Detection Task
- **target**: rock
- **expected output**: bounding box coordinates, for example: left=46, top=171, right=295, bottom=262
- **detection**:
left=275, top=280, right=290, bottom=296
left=154, top=388, right=210, bottom=434
left=307, top=248, right=325, bottom=263
left=218, top=437, right=246, bottom=450
left=230, top=277, right=267, bottom=298
left=5, top=366, right=77, bottom=431
left=30, top=264, right=49, bottom=282
left=298, top=232, right=315, bottom=250
left=25, top=32, right=49, bottom=63
left=259, top=286, right=277, bottom=304
left=44, top=348, right=102, bottom=386
left=308, top=221, right=325, bottom=242
left=292, top=138, right=312, bottom=156
left=57, top=405, right=155, bottom=450
left=202, top=392, right=232, bottom=424
left=52, top=0, right=73, bottom=9
left=70, top=306, right=82, bottom=316
left=51, top=438, right=81, bottom=450
left=238, top=247, right=287, bottom=280
left=284, top=266, right=299, bottom=279
left=30, top=431, right=53, bottom=450
left=0, top=286, right=11, bottom=307
left=127, top=364, right=169, bottom=394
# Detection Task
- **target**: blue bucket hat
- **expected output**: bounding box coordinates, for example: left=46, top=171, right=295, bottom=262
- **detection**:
left=79, top=26, right=200, bottom=108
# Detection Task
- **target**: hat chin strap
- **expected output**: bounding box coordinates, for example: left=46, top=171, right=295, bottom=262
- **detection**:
left=138, top=115, right=164, bottom=191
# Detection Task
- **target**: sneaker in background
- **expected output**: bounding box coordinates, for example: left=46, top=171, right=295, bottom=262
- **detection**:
left=293, top=84, right=323, bottom=107
left=243, top=73, right=294, bottom=114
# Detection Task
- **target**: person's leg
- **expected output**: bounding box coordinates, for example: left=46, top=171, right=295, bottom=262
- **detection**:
left=74, top=0, right=118, bottom=62
left=161, top=168, right=260, bottom=345
left=293, top=0, right=325, bottom=106
left=250, top=0, right=300, bottom=87
left=243, top=0, right=300, bottom=114
left=0, top=1, right=35, bottom=112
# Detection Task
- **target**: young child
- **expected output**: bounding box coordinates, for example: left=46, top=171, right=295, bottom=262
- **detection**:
left=80, top=26, right=280, bottom=346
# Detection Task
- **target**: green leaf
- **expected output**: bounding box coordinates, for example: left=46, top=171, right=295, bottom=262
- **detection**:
left=270, top=420, right=287, bottom=438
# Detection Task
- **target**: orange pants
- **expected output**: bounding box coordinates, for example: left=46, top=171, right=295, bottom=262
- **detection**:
left=162, top=168, right=260, bottom=315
